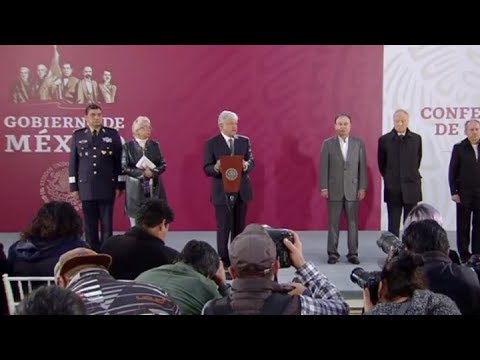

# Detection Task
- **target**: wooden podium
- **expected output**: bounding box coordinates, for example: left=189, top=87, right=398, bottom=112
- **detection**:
left=220, top=155, right=243, bottom=194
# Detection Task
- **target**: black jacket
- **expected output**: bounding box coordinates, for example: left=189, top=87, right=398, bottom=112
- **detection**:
left=421, top=251, right=480, bottom=315
left=122, top=139, right=167, bottom=217
left=448, top=138, right=480, bottom=209
left=100, top=226, right=179, bottom=280
left=8, top=236, right=88, bottom=276
left=377, top=128, right=422, bottom=204
left=203, top=134, right=255, bottom=205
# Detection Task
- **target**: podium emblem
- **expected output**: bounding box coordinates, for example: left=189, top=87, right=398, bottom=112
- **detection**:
left=225, top=168, right=239, bottom=181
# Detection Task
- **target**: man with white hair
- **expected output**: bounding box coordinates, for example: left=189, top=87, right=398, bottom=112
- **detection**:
left=11, top=66, right=31, bottom=103
left=203, top=110, right=255, bottom=273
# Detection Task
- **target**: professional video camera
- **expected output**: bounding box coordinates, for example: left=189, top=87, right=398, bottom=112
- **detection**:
left=376, top=231, right=404, bottom=255
left=350, top=267, right=382, bottom=305
left=262, top=226, right=295, bottom=268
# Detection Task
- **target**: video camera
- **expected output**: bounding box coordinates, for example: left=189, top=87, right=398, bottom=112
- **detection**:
left=350, top=267, right=382, bottom=305
left=263, top=226, right=295, bottom=269
left=376, top=231, right=404, bottom=255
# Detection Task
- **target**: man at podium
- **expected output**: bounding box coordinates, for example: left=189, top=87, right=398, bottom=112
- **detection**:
left=203, top=110, right=255, bottom=270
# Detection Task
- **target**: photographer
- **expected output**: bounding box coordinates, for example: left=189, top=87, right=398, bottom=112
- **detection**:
left=363, top=250, right=460, bottom=315
left=402, top=220, right=480, bottom=315
left=202, top=224, right=349, bottom=315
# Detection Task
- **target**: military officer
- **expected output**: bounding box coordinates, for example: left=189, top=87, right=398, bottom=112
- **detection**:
left=69, top=103, right=125, bottom=250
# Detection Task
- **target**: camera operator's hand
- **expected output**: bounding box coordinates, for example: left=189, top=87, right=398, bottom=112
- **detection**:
left=362, top=288, right=374, bottom=312
left=287, top=282, right=306, bottom=296
left=283, top=231, right=306, bottom=269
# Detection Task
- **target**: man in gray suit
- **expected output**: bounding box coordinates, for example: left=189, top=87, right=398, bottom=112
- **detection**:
left=319, top=114, right=367, bottom=264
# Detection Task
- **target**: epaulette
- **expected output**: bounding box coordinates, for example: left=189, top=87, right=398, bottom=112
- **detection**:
left=73, top=127, right=86, bottom=134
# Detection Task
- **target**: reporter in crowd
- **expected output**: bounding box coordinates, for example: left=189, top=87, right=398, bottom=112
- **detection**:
left=202, top=224, right=349, bottom=315
left=363, top=250, right=460, bottom=315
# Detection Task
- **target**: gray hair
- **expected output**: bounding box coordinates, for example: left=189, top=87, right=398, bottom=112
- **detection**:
left=404, top=203, right=443, bottom=230
left=393, top=109, right=409, bottom=118
left=465, top=119, right=480, bottom=130
left=218, top=110, right=238, bottom=125
left=132, top=116, right=151, bottom=135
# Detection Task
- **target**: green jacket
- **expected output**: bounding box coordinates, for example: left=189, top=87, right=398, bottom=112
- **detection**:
left=135, top=262, right=222, bottom=315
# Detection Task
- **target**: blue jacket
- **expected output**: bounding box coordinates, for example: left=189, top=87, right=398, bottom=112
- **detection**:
left=69, top=126, right=125, bottom=201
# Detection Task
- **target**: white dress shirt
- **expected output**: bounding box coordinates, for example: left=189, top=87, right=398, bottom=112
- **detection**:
left=472, top=143, right=479, bottom=160
left=338, top=136, right=348, bottom=161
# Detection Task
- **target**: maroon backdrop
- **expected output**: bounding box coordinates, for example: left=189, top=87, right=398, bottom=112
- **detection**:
left=0, top=45, right=383, bottom=231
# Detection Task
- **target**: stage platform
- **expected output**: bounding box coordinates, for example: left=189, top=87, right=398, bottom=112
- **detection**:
left=0, top=230, right=458, bottom=304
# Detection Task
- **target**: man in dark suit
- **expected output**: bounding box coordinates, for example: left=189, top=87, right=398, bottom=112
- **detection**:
left=378, top=109, right=422, bottom=237
left=319, top=114, right=367, bottom=264
left=69, top=104, right=125, bottom=251
left=203, top=110, right=255, bottom=269
left=448, top=119, right=480, bottom=263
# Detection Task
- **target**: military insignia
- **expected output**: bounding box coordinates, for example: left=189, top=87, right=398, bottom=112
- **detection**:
left=78, top=139, right=87, bottom=144
left=225, top=168, right=238, bottom=181
left=101, top=150, right=107, bottom=155
left=109, top=151, right=113, bottom=155
left=103, top=137, right=112, bottom=143
left=85, top=152, right=88, bottom=156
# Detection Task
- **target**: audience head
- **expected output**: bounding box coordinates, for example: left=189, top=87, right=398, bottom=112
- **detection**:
left=404, top=203, right=443, bottom=230
left=15, top=285, right=86, bottom=315
left=178, top=240, right=220, bottom=279
left=379, top=250, right=427, bottom=302
left=54, top=247, right=112, bottom=287
left=402, top=219, right=450, bottom=255
left=21, top=201, right=83, bottom=241
left=135, top=199, right=174, bottom=240
left=229, top=224, right=278, bottom=279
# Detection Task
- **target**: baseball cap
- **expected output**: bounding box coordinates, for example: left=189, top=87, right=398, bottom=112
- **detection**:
left=54, top=247, right=112, bottom=277
left=229, top=224, right=276, bottom=273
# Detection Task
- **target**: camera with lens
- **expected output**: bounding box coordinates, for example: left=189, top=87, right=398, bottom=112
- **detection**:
left=376, top=231, right=404, bottom=255
left=263, top=227, right=294, bottom=268
left=350, top=267, right=382, bottom=305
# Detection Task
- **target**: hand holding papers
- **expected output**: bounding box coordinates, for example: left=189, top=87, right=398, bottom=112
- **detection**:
left=136, top=155, right=155, bottom=170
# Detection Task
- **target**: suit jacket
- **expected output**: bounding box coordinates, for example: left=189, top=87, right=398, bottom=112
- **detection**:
left=57, top=76, right=79, bottom=104
left=319, top=136, right=367, bottom=201
left=69, top=126, right=124, bottom=201
left=99, top=83, right=117, bottom=103
left=448, top=138, right=480, bottom=209
left=377, top=128, right=422, bottom=204
left=122, top=139, right=167, bottom=217
left=77, top=79, right=99, bottom=104
left=203, top=133, right=255, bottom=205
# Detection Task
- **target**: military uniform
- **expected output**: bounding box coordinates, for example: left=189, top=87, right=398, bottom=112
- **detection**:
left=69, top=126, right=125, bottom=250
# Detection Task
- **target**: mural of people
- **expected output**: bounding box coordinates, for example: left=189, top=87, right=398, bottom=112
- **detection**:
left=77, top=66, right=99, bottom=105
left=99, top=70, right=117, bottom=104
left=11, top=66, right=32, bottom=104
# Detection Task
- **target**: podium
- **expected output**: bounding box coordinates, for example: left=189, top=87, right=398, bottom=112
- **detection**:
left=220, top=155, right=244, bottom=235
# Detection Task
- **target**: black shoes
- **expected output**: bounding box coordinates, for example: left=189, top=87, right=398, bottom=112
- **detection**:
left=347, top=256, right=360, bottom=265
left=327, top=256, right=338, bottom=264
left=327, top=255, right=360, bottom=264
